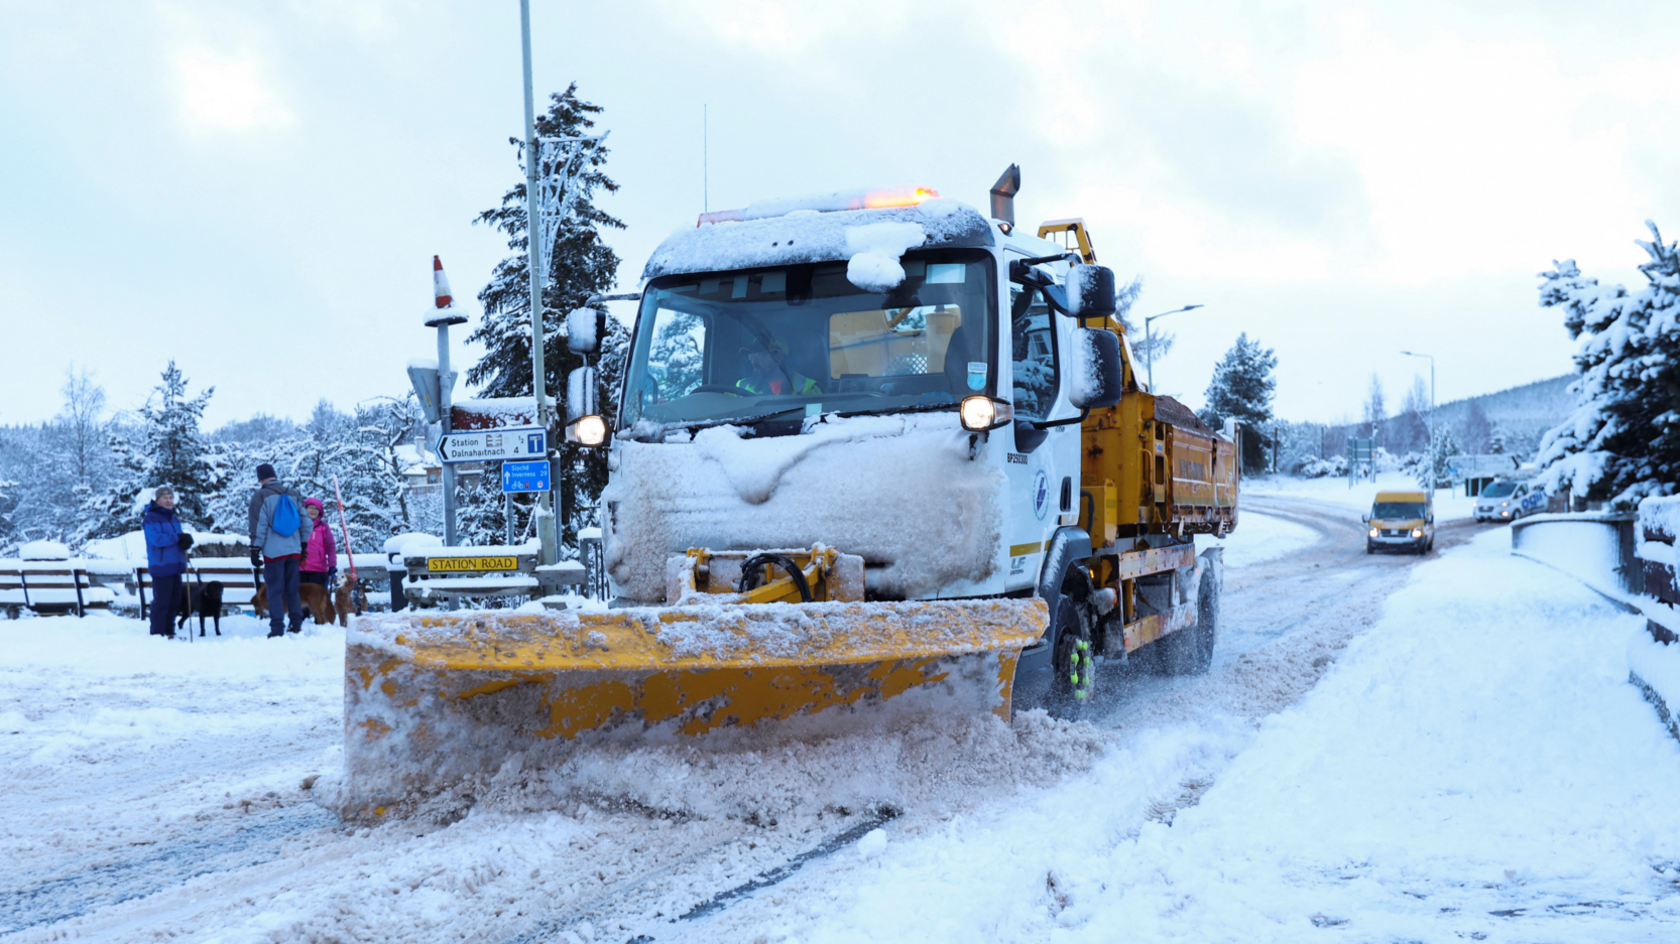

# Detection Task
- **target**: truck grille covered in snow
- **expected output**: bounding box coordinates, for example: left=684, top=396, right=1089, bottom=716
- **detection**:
left=602, top=413, right=1004, bottom=603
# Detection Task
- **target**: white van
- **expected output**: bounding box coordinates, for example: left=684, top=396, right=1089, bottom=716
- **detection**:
left=1474, top=479, right=1546, bottom=523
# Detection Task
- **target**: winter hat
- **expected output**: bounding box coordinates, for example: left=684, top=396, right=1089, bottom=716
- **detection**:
left=304, top=498, right=325, bottom=513
left=154, top=486, right=175, bottom=499
left=255, top=463, right=277, bottom=482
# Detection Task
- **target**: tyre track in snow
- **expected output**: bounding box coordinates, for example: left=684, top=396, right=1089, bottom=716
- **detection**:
left=0, top=802, right=335, bottom=934
left=674, top=500, right=1507, bottom=942
left=534, top=500, right=1502, bottom=944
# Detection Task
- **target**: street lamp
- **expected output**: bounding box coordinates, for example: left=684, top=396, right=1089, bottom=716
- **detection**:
left=1400, top=350, right=1435, bottom=483
left=1144, top=304, right=1202, bottom=392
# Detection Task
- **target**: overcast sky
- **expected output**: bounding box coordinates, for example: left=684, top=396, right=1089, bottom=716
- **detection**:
left=4, top=0, right=1678, bottom=430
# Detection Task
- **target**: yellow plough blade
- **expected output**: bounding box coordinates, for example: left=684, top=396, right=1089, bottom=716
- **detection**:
left=342, top=599, right=1047, bottom=815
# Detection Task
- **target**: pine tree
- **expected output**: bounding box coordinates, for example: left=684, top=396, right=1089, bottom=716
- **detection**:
left=1199, top=333, right=1278, bottom=472
left=79, top=363, right=218, bottom=539
left=1538, top=222, right=1680, bottom=508
left=1421, top=423, right=1460, bottom=488
left=467, top=83, right=626, bottom=547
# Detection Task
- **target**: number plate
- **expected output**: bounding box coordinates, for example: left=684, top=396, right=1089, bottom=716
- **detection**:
left=427, top=556, right=519, bottom=573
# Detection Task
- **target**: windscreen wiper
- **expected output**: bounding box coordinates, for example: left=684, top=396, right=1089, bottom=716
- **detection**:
left=833, top=402, right=960, bottom=420
left=662, top=408, right=809, bottom=435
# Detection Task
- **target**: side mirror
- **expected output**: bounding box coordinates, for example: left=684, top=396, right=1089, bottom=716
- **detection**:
left=1361, top=513, right=1370, bottom=523
left=1067, top=328, right=1123, bottom=409
left=566, top=366, right=606, bottom=446
left=567, top=307, right=609, bottom=356
left=1066, top=264, right=1117, bottom=318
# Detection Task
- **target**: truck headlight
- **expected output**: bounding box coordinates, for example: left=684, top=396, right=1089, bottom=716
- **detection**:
left=571, top=414, right=608, bottom=446
left=960, top=396, right=1013, bottom=431
left=1368, top=528, right=1379, bottom=538
left=1411, top=528, right=1423, bottom=538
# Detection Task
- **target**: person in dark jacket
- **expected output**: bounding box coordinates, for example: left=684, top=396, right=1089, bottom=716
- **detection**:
left=142, top=486, right=192, bottom=637
left=247, top=463, right=310, bottom=637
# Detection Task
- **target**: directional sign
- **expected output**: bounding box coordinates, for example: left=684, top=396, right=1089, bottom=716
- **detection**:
left=438, top=426, right=547, bottom=464
left=501, top=459, right=552, bottom=493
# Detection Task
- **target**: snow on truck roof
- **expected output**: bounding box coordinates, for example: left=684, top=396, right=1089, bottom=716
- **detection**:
left=641, top=198, right=995, bottom=282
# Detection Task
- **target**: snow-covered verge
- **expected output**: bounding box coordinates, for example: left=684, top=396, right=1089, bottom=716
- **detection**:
left=717, top=527, right=1680, bottom=942
left=1196, top=510, right=1317, bottom=568
left=1245, top=471, right=1479, bottom=520
left=1629, top=634, right=1680, bottom=742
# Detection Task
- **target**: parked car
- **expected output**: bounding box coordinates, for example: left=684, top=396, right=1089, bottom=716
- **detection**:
left=1364, top=489, right=1434, bottom=555
left=1474, top=479, right=1546, bottom=522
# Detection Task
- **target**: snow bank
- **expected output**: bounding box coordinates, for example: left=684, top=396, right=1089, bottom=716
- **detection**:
left=602, top=414, right=1003, bottom=602
left=770, top=528, right=1680, bottom=942
left=1628, top=633, right=1680, bottom=741
left=18, top=540, right=68, bottom=561
left=1639, top=494, right=1680, bottom=540
left=1196, top=510, right=1318, bottom=568
left=641, top=202, right=993, bottom=281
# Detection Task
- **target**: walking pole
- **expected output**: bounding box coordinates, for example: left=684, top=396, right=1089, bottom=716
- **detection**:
left=331, top=475, right=360, bottom=615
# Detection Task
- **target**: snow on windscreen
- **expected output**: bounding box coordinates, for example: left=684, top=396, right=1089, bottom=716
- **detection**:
left=620, top=250, right=996, bottom=431
left=602, top=413, right=1003, bottom=603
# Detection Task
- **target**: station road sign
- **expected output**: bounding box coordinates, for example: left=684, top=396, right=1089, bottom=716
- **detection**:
left=439, top=426, right=547, bottom=464
left=501, top=459, right=552, bottom=493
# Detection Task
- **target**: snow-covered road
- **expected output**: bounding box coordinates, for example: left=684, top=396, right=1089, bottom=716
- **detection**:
left=3, top=502, right=1676, bottom=942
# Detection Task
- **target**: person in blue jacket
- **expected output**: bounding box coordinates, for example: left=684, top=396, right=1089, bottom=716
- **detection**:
left=142, top=486, right=193, bottom=637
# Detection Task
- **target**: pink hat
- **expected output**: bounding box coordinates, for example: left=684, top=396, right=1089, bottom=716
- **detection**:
left=304, top=498, right=325, bottom=511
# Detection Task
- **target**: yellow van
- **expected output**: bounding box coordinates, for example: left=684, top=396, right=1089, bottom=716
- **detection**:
left=1363, top=489, right=1434, bottom=555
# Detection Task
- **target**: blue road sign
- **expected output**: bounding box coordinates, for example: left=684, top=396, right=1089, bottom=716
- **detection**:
left=501, top=459, right=551, bottom=494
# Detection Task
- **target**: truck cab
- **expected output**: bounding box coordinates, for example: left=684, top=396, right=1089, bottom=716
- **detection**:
left=1474, top=479, right=1545, bottom=523
left=1364, top=489, right=1434, bottom=555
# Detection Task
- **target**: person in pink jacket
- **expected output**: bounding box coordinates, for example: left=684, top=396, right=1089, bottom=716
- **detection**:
left=300, top=498, right=337, bottom=589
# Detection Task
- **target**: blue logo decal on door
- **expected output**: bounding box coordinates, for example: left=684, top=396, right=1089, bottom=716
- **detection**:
left=1032, top=469, right=1050, bottom=521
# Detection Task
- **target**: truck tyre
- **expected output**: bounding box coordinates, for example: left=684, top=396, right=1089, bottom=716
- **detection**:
left=1162, top=566, right=1217, bottom=675
left=1047, top=571, right=1097, bottom=716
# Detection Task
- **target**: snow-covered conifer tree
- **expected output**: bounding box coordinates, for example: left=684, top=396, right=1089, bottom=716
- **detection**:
left=466, top=83, right=626, bottom=547
left=1538, top=222, right=1680, bottom=508
left=1199, top=333, right=1278, bottom=472
left=1422, top=423, right=1460, bottom=488
left=79, top=363, right=217, bottom=539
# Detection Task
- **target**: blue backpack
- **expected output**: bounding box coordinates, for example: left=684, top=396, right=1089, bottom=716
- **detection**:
left=272, top=493, right=301, bottom=538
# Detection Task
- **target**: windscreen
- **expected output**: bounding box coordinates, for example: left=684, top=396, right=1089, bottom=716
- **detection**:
left=1481, top=482, right=1516, bottom=498
left=1373, top=502, right=1427, bottom=519
left=620, top=250, right=995, bottom=431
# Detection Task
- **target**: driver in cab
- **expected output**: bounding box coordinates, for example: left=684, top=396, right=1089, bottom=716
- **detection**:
left=736, top=336, right=821, bottom=396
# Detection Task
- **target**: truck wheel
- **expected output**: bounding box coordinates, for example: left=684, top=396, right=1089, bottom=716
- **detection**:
left=1047, top=589, right=1096, bottom=717
left=1157, top=567, right=1217, bottom=676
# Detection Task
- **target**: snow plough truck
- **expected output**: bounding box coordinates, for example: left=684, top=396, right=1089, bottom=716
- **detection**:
left=342, top=167, right=1238, bottom=814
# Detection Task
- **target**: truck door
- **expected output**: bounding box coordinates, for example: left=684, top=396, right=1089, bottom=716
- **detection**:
left=1002, top=266, right=1083, bottom=591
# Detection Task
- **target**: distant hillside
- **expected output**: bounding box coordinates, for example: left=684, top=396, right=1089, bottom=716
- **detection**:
left=1313, top=374, right=1573, bottom=461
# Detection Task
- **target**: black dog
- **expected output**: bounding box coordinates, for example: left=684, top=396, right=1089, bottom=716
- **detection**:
left=174, top=580, right=225, bottom=637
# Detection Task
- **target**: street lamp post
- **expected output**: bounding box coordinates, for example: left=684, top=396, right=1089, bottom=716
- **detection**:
left=1400, top=349, right=1435, bottom=484
left=1143, top=304, right=1203, bottom=393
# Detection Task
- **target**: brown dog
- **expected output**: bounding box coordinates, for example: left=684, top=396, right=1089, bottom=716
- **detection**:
left=252, top=583, right=342, bottom=627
